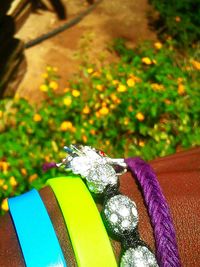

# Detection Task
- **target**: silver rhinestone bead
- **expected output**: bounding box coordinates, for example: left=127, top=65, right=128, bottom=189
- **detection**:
left=103, top=195, right=138, bottom=235
left=120, top=246, right=158, bottom=267
left=86, top=163, right=118, bottom=194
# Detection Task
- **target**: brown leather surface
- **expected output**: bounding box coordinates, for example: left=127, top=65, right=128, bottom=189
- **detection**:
left=0, top=212, right=25, bottom=266
left=40, top=187, right=77, bottom=267
left=0, top=147, right=199, bottom=266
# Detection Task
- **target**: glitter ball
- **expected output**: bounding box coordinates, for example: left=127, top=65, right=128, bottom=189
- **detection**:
left=120, top=246, right=158, bottom=267
left=103, top=195, right=138, bottom=235
left=86, top=163, right=118, bottom=194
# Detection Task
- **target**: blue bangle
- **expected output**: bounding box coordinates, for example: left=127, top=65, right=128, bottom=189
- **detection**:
left=8, top=189, right=67, bottom=267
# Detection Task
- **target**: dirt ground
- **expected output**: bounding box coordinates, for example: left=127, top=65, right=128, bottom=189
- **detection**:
left=16, top=0, right=156, bottom=103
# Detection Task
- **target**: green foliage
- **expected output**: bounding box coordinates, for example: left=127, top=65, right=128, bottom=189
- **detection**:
left=149, top=0, right=200, bottom=47
left=0, top=40, right=200, bottom=214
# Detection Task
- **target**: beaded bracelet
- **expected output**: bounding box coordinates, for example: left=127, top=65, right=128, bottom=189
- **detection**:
left=55, top=145, right=159, bottom=267
left=8, top=189, right=67, bottom=267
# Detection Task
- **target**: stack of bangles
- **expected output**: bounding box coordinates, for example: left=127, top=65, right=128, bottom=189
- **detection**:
left=8, top=145, right=181, bottom=267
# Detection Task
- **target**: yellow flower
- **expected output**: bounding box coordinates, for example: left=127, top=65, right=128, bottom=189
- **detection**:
left=60, top=121, right=73, bottom=131
left=110, top=104, right=115, bottom=109
left=177, top=77, right=184, bottom=83
left=124, top=118, right=129, bottom=125
left=49, top=81, right=58, bottom=91
left=128, top=106, right=133, bottom=112
left=83, top=105, right=90, bottom=114
left=46, top=66, right=52, bottom=71
left=40, top=84, right=48, bottom=92
left=151, top=83, right=164, bottom=91
left=2, top=184, right=8, bottom=190
left=175, top=16, right=181, bottom=22
left=99, top=107, right=109, bottom=116
left=110, top=93, right=118, bottom=102
left=63, top=96, right=72, bottom=106
left=142, top=57, right=152, bottom=65
left=9, top=176, right=18, bottom=187
left=154, top=42, right=162, bottom=50
left=90, top=129, right=96, bottom=135
left=106, top=73, right=112, bottom=80
left=21, top=168, right=27, bottom=176
left=33, top=114, right=42, bottom=122
left=63, top=87, right=70, bottom=93
left=96, top=84, right=103, bottom=91
left=89, top=119, right=94, bottom=124
left=72, top=89, right=80, bottom=97
left=136, top=112, right=145, bottom=121
left=82, top=135, right=88, bottom=143
left=92, top=71, right=101, bottom=77
left=105, top=140, right=110, bottom=145
left=1, top=198, right=8, bottom=211
left=178, top=84, right=185, bottom=95
left=139, top=140, right=145, bottom=147
left=87, top=68, right=93, bottom=74
left=0, top=161, right=9, bottom=173
left=191, top=60, right=200, bottom=71
left=112, top=80, right=119, bottom=85
left=0, top=110, right=3, bottom=119
left=127, top=78, right=135, bottom=87
left=129, top=74, right=141, bottom=83
left=117, top=84, right=127, bottom=92
left=0, top=179, right=5, bottom=186
left=95, top=111, right=100, bottom=117
left=29, top=174, right=38, bottom=183
left=41, top=73, right=48, bottom=79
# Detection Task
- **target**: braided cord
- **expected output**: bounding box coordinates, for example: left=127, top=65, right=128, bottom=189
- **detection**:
left=125, top=157, right=181, bottom=267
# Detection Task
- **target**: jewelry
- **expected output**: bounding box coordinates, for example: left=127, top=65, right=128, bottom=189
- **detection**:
left=125, top=157, right=181, bottom=267
left=47, top=176, right=117, bottom=267
left=57, top=145, right=158, bottom=267
left=8, top=189, right=67, bottom=267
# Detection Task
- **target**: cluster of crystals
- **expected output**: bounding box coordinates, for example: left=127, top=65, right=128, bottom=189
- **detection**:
left=61, top=145, right=158, bottom=266
left=103, top=195, right=138, bottom=235
left=86, top=163, right=118, bottom=193
left=63, top=145, right=122, bottom=194
left=120, top=246, right=158, bottom=267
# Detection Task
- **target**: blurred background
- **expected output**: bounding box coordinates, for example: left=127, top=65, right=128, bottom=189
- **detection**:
left=0, top=0, right=200, bottom=213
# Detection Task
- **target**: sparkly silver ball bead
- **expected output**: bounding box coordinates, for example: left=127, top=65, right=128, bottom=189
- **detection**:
left=103, top=195, right=138, bottom=235
left=86, top=164, right=118, bottom=194
left=120, top=246, right=158, bottom=267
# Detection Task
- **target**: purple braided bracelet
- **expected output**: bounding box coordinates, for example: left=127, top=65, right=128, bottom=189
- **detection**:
left=125, top=157, right=181, bottom=267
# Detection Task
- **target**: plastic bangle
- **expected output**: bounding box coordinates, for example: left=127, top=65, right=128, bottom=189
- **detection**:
left=47, top=176, right=117, bottom=267
left=8, top=189, right=67, bottom=267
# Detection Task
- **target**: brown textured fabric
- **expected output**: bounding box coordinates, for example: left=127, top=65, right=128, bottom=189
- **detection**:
left=0, top=147, right=200, bottom=266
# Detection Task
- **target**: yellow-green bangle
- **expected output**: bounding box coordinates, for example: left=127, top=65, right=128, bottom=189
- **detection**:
left=47, top=176, right=117, bottom=267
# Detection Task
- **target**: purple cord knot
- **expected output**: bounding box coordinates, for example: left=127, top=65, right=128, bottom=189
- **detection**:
left=42, top=162, right=57, bottom=172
